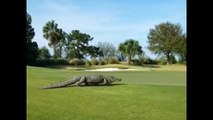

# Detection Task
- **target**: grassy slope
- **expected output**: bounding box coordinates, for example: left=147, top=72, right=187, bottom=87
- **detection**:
left=27, top=66, right=186, bottom=120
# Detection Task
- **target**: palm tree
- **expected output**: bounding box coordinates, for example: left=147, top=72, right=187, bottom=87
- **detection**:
left=56, top=28, right=67, bottom=58
left=43, top=20, right=60, bottom=59
left=118, top=39, right=143, bottom=64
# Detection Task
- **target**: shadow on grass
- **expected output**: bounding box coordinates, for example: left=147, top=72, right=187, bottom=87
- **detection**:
left=70, top=83, right=126, bottom=87
left=95, top=83, right=126, bottom=87
left=41, top=83, right=126, bottom=90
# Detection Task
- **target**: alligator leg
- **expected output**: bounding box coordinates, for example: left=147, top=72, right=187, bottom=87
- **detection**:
left=76, top=76, right=86, bottom=86
left=100, top=78, right=111, bottom=86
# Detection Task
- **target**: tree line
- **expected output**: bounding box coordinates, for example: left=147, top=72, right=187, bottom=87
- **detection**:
left=27, top=12, right=186, bottom=66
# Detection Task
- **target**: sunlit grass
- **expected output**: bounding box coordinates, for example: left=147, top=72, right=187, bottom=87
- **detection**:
left=27, top=66, right=186, bottom=120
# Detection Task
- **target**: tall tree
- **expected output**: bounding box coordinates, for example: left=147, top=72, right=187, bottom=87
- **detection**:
left=26, top=12, right=38, bottom=65
left=38, top=46, right=51, bottom=59
left=55, top=28, right=67, bottom=58
left=26, top=13, right=35, bottom=43
left=66, top=30, right=101, bottom=59
left=43, top=20, right=60, bottom=59
left=118, top=39, right=143, bottom=64
left=97, top=42, right=116, bottom=58
left=176, top=34, right=186, bottom=63
left=147, top=22, right=184, bottom=64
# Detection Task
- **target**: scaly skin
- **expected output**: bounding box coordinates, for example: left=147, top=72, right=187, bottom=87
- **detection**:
left=41, top=75, right=122, bottom=89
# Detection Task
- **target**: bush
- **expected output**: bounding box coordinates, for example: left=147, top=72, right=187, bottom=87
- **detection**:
left=69, top=58, right=85, bottom=66
left=109, top=57, right=118, bottom=64
left=103, top=57, right=109, bottom=64
left=85, top=60, right=92, bottom=66
left=98, top=60, right=106, bottom=65
left=34, top=59, right=70, bottom=66
left=157, top=55, right=177, bottom=65
left=144, top=58, right=158, bottom=65
left=34, top=59, right=57, bottom=66
left=55, top=59, right=69, bottom=65
left=132, top=59, right=142, bottom=65
left=101, top=57, right=118, bottom=64
left=170, top=55, right=177, bottom=64
left=158, top=60, right=167, bottom=65
left=90, top=58, right=98, bottom=65
left=177, top=60, right=186, bottom=65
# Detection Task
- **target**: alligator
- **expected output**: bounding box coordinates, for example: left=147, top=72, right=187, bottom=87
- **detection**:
left=42, top=75, right=122, bottom=89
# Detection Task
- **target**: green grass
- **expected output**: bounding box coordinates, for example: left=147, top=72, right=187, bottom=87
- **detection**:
left=27, top=66, right=186, bottom=120
left=41, top=64, right=186, bottom=72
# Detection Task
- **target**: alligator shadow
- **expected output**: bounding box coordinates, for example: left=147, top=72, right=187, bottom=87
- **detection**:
left=75, top=83, right=126, bottom=87
left=41, top=83, right=126, bottom=90
left=111, top=83, right=126, bottom=86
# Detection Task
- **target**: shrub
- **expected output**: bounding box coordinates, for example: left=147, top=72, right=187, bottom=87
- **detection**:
left=34, top=59, right=57, bottom=66
left=98, top=60, right=106, bottom=65
left=157, top=55, right=177, bottom=65
left=177, top=60, right=186, bottom=65
left=170, top=55, right=177, bottom=64
left=69, top=58, right=85, bottom=66
left=85, top=60, right=92, bottom=66
left=103, top=57, right=109, bottom=64
left=90, top=58, right=98, bottom=65
left=109, top=57, right=118, bottom=64
left=158, top=60, right=167, bottom=65
left=144, top=58, right=158, bottom=65
left=55, top=59, right=69, bottom=65
left=132, top=59, right=142, bottom=65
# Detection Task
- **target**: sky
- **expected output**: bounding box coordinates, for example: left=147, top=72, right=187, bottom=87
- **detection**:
left=27, top=0, right=186, bottom=59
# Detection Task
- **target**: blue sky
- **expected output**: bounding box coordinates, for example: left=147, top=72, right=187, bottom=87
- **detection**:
left=27, top=0, right=186, bottom=59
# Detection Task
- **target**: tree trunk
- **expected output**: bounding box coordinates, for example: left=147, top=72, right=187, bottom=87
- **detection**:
left=53, top=45, right=57, bottom=59
left=166, top=54, right=170, bottom=65
left=59, top=45, right=62, bottom=58
left=127, top=55, right=131, bottom=65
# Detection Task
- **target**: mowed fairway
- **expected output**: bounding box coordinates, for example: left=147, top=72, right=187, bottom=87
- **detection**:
left=27, top=66, right=186, bottom=120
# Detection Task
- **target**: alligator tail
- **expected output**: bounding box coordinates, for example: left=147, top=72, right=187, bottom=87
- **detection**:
left=41, top=77, right=80, bottom=89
